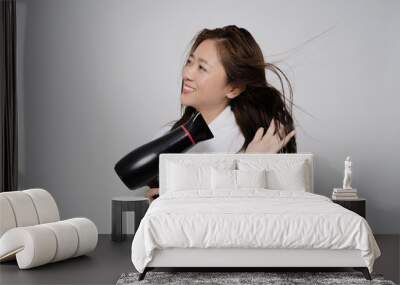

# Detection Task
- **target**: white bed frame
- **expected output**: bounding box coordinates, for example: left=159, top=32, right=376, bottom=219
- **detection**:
left=140, top=153, right=371, bottom=280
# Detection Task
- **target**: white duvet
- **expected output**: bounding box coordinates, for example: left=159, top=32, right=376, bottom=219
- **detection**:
left=131, top=190, right=381, bottom=273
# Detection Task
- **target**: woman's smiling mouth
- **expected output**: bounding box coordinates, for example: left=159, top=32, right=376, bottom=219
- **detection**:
left=183, top=84, right=196, bottom=94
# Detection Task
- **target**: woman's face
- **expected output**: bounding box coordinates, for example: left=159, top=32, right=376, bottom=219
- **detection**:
left=181, top=39, right=232, bottom=110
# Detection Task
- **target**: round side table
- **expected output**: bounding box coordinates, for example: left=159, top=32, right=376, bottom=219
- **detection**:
left=111, top=196, right=149, bottom=242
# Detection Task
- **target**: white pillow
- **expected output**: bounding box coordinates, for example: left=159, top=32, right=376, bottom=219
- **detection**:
left=166, top=159, right=236, bottom=192
left=265, top=161, right=307, bottom=191
left=236, top=169, right=267, bottom=189
left=167, top=162, right=210, bottom=191
left=211, top=168, right=236, bottom=190
left=211, top=168, right=268, bottom=190
left=237, top=159, right=308, bottom=191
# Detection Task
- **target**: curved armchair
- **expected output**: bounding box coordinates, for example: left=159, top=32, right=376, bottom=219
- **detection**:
left=0, top=189, right=97, bottom=269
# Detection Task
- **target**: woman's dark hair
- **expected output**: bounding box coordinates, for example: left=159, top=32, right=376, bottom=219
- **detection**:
left=166, top=25, right=297, bottom=153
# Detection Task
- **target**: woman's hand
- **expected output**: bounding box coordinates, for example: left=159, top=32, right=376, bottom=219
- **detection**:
left=245, top=119, right=296, bottom=154
left=145, top=187, right=160, bottom=203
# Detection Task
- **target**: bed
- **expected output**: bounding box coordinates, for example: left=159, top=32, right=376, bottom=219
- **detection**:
left=131, top=153, right=381, bottom=281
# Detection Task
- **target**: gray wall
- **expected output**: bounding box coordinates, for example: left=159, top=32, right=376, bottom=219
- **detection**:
left=16, top=0, right=400, bottom=234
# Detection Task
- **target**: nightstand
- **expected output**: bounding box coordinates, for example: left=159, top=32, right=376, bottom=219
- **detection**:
left=111, top=196, right=149, bottom=242
left=332, top=197, right=366, bottom=218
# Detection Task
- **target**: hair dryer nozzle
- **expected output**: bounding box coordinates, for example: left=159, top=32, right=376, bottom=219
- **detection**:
left=182, top=111, right=214, bottom=143
left=114, top=111, right=213, bottom=190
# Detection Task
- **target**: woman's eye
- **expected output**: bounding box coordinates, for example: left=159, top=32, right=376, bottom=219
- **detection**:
left=185, top=59, right=206, bottom=71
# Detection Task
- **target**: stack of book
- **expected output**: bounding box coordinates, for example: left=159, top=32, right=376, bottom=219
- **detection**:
left=332, top=188, right=358, bottom=200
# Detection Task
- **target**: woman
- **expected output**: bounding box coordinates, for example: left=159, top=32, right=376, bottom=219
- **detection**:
left=146, top=25, right=297, bottom=202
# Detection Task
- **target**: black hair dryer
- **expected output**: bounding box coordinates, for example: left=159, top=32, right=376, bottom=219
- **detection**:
left=114, top=112, right=214, bottom=190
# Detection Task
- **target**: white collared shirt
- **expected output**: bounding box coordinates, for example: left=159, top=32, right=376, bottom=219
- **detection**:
left=152, top=105, right=245, bottom=153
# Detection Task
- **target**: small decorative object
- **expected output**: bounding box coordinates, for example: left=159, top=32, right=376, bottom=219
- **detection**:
left=332, top=156, right=358, bottom=200
left=342, top=156, right=352, bottom=189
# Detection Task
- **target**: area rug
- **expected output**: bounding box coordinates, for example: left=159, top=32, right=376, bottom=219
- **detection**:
left=116, top=271, right=397, bottom=285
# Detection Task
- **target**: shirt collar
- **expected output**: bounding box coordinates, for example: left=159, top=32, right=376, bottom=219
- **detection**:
left=207, top=105, right=235, bottom=134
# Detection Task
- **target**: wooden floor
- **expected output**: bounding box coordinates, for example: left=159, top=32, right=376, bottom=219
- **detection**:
left=0, top=234, right=398, bottom=285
